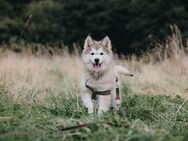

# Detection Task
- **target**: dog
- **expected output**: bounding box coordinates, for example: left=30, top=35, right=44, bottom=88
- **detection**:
left=80, top=36, right=133, bottom=114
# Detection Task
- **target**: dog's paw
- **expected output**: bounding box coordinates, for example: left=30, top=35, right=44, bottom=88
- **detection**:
left=87, top=107, right=94, bottom=115
left=88, top=109, right=94, bottom=114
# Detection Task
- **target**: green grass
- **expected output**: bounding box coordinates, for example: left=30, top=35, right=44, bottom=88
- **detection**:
left=0, top=85, right=188, bottom=141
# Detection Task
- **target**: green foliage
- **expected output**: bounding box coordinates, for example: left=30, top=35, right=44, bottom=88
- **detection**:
left=0, top=0, right=188, bottom=55
left=0, top=84, right=188, bottom=141
left=24, top=0, right=64, bottom=43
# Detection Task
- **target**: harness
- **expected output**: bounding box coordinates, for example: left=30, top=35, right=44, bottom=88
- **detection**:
left=85, top=80, right=111, bottom=100
left=85, top=76, right=120, bottom=100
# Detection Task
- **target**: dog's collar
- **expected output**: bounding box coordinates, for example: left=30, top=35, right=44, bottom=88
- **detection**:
left=85, top=79, right=111, bottom=100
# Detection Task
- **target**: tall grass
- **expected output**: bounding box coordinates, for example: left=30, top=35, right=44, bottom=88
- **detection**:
left=0, top=27, right=188, bottom=140
left=0, top=27, right=188, bottom=105
left=126, top=25, right=188, bottom=98
left=0, top=51, right=81, bottom=104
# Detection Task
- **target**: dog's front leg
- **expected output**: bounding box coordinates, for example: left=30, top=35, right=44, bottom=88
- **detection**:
left=98, top=95, right=111, bottom=114
left=81, top=90, right=94, bottom=114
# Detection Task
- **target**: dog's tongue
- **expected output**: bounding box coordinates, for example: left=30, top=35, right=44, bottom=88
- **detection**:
left=94, top=64, right=101, bottom=72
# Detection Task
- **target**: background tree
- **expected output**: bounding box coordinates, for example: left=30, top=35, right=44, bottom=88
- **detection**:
left=0, top=0, right=188, bottom=55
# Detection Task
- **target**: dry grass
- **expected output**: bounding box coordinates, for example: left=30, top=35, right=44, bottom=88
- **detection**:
left=0, top=51, right=81, bottom=104
left=0, top=29, right=188, bottom=105
left=126, top=26, right=188, bottom=98
left=0, top=50, right=187, bottom=104
left=127, top=56, right=188, bottom=98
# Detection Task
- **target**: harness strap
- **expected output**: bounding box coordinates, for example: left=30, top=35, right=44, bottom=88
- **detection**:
left=115, top=76, right=120, bottom=100
left=85, top=80, right=111, bottom=100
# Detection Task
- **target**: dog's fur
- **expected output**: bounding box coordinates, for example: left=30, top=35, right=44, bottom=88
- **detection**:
left=80, top=36, right=133, bottom=114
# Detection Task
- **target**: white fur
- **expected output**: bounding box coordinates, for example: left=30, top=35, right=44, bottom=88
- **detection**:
left=80, top=36, right=133, bottom=114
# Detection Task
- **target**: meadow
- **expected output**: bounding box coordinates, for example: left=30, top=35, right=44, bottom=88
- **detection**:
left=0, top=32, right=188, bottom=141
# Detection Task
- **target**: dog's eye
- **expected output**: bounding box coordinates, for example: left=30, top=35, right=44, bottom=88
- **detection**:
left=91, top=53, right=94, bottom=55
left=100, top=52, right=104, bottom=55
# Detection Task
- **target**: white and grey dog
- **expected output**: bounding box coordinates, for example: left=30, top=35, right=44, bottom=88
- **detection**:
left=80, top=36, right=133, bottom=114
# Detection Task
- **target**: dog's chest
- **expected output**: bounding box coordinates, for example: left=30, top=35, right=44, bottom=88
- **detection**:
left=87, top=76, right=115, bottom=91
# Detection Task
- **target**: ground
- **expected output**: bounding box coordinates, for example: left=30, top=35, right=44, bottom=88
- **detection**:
left=0, top=40, right=188, bottom=141
left=0, top=84, right=188, bottom=141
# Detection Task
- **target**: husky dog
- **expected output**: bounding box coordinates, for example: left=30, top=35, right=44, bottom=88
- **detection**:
left=80, top=36, right=133, bottom=114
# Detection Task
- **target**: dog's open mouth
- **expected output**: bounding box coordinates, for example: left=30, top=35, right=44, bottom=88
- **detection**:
left=93, top=63, right=102, bottom=72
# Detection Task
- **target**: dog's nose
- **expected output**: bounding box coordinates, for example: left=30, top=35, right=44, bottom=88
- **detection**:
left=94, top=58, right=99, bottom=64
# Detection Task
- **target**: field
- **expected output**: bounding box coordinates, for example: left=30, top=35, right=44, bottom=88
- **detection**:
left=0, top=34, right=188, bottom=141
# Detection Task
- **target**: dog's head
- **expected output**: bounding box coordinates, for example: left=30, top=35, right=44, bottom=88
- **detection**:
left=82, top=36, right=113, bottom=73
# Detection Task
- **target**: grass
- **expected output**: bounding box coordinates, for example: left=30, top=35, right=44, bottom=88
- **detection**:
left=0, top=84, right=188, bottom=141
left=0, top=28, right=188, bottom=140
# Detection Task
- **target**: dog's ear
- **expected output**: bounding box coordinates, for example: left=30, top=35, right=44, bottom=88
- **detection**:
left=101, top=36, right=112, bottom=49
left=84, top=36, right=94, bottom=49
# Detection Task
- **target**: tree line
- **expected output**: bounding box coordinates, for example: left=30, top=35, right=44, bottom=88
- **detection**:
left=0, top=0, right=188, bottom=55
